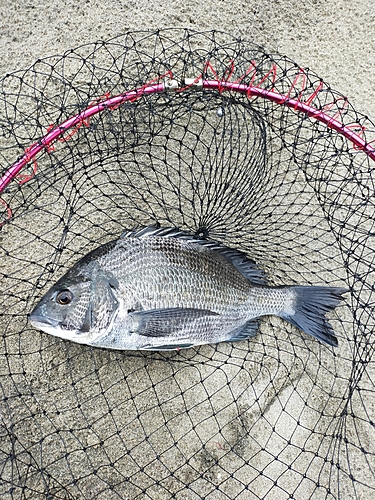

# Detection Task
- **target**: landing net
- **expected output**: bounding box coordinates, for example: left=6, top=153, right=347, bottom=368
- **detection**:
left=0, top=29, right=374, bottom=500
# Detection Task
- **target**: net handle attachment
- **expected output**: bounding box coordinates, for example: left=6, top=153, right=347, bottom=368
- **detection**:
left=1, top=76, right=374, bottom=198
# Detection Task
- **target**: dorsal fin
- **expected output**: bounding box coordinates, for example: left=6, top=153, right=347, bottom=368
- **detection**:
left=121, top=225, right=267, bottom=285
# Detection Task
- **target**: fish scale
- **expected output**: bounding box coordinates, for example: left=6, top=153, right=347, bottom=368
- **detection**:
left=29, top=225, right=348, bottom=350
left=99, top=237, right=250, bottom=314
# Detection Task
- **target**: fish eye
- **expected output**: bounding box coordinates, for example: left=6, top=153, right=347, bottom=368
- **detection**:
left=56, top=290, right=73, bottom=305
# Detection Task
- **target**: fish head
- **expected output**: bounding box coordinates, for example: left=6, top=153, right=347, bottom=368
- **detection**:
left=29, top=264, right=119, bottom=345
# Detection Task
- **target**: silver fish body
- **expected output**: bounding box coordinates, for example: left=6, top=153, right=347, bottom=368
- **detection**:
left=29, top=226, right=347, bottom=350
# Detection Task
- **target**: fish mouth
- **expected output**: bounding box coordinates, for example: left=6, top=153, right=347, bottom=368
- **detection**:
left=29, top=313, right=60, bottom=328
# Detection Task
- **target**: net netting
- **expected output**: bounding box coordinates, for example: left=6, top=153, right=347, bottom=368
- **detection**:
left=0, top=29, right=374, bottom=499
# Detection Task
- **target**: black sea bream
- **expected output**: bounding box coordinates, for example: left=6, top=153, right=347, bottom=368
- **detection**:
left=29, top=226, right=347, bottom=350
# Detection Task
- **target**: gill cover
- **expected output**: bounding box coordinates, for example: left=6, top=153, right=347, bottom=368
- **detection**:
left=85, top=274, right=119, bottom=333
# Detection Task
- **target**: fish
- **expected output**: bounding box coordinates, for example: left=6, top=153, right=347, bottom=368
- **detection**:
left=29, top=225, right=348, bottom=350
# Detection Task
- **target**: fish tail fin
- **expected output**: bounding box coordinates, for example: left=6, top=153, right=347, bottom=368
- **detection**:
left=281, top=286, right=348, bottom=347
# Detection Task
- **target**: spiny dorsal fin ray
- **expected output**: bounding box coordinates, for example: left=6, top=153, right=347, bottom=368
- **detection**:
left=121, top=225, right=267, bottom=286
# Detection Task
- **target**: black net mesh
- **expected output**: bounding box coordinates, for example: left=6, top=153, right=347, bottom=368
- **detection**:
left=0, top=29, right=374, bottom=499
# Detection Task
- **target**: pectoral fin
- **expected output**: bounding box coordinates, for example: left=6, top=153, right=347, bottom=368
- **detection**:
left=128, top=307, right=219, bottom=337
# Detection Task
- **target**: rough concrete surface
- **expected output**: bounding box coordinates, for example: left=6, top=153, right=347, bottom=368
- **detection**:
left=0, top=1, right=374, bottom=500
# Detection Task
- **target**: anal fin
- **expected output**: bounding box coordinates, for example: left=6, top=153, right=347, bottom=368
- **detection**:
left=226, top=320, right=259, bottom=343
left=142, top=343, right=195, bottom=351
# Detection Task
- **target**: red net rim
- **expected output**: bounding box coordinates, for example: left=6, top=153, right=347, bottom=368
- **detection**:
left=1, top=75, right=374, bottom=196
